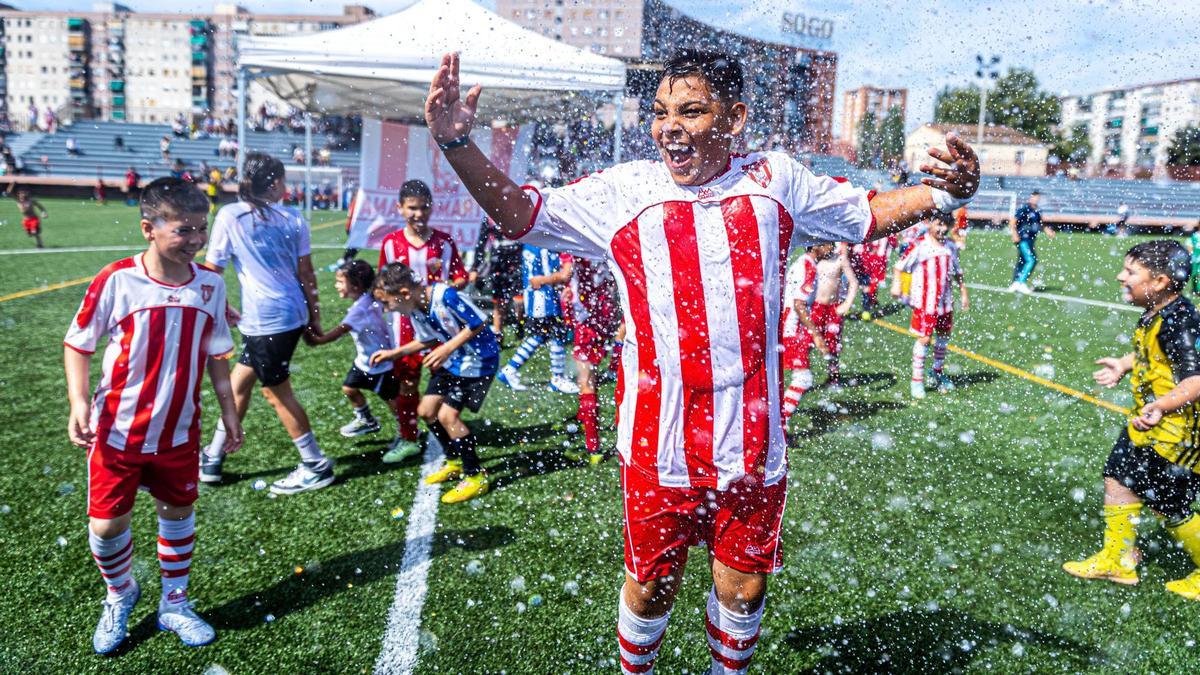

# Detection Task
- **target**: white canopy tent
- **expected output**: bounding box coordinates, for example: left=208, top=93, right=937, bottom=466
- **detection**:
left=235, top=0, right=629, bottom=212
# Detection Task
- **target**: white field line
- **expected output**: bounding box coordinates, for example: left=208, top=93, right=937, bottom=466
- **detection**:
left=373, top=435, right=445, bottom=675
left=965, top=283, right=1139, bottom=313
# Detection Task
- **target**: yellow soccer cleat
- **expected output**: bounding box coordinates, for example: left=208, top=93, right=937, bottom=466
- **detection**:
left=860, top=311, right=872, bottom=322
left=424, top=459, right=463, bottom=485
left=1062, top=549, right=1141, bottom=586
left=1165, top=570, right=1200, bottom=601
left=442, top=472, right=489, bottom=504
left=587, top=452, right=605, bottom=467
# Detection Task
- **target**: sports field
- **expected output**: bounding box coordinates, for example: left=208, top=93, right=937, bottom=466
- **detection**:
left=2, top=198, right=1197, bottom=673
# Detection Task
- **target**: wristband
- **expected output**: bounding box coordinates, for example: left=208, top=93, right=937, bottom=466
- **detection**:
left=930, top=187, right=972, bottom=214
left=437, top=135, right=471, bottom=152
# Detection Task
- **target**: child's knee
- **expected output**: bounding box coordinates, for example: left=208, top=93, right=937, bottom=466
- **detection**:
left=437, top=405, right=461, bottom=428
left=341, top=385, right=358, bottom=397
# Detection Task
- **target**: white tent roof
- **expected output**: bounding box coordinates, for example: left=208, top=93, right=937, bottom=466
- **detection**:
left=238, top=0, right=627, bottom=122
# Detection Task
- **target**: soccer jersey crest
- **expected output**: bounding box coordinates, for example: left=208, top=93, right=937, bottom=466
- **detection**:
left=201, top=284, right=214, bottom=302
left=742, top=158, right=773, bottom=188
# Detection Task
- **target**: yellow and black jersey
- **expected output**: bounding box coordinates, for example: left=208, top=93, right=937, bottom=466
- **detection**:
left=1129, top=295, right=1200, bottom=469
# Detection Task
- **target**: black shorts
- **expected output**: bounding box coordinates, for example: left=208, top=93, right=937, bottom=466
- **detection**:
left=238, top=327, right=304, bottom=387
left=344, top=365, right=399, bottom=401
left=1104, top=429, right=1200, bottom=522
left=525, top=316, right=568, bottom=341
left=491, top=248, right=523, bottom=301
left=426, top=369, right=494, bottom=413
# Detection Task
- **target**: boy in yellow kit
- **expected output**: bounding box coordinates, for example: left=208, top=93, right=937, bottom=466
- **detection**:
left=1064, top=240, right=1200, bottom=599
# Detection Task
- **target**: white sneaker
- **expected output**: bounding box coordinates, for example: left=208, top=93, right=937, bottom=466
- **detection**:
left=910, top=379, right=926, bottom=400
left=498, top=366, right=527, bottom=391
left=269, top=460, right=336, bottom=495
left=339, top=415, right=381, bottom=437
left=549, top=375, right=580, bottom=394
left=157, top=599, right=216, bottom=647
left=1015, top=282, right=1034, bottom=295
left=1005, top=282, right=1020, bottom=292
left=93, top=580, right=141, bottom=654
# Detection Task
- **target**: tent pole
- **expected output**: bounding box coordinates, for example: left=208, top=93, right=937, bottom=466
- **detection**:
left=611, top=91, right=625, bottom=164
left=236, top=67, right=247, bottom=179
left=304, top=112, right=313, bottom=218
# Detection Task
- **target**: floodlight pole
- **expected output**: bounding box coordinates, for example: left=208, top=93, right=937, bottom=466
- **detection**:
left=612, top=90, right=625, bottom=164
left=304, top=112, right=313, bottom=218
left=975, top=54, right=1000, bottom=147
left=236, top=66, right=247, bottom=179
left=976, top=86, right=987, bottom=147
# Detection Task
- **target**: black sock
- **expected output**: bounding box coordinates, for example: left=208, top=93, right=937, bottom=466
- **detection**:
left=449, top=434, right=481, bottom=476
left=428, top=421, right=454, bottom=456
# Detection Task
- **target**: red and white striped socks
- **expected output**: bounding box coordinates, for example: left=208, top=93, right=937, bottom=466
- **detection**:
left=89, top=527, right=135, bottom=602
left=782, top=369, right=812, bottom=425
left=705, top=587, right=763, bottom=675
left=617, top=593, right=669, bottom=674
left=931, top=335, right=949, bottom=375
left=912, top=341, right=928, bottom=385
left=158, top=514, right=195, bottom=606
left=578, top=392, right=600, bottom=454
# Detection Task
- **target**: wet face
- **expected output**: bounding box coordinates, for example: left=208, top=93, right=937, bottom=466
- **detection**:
left=334, top=270, right=351, bottom=299
left=1118, top=257, right=1167, bottom=307
left=144, top=211, right=208, bottom=265
left=374, top=286, right=417, bottom=314
left=929, top=220, right=950, bottom=241
left=397, top=197, right=432, bottom=230
left=651, top=75, right=747, bottom=186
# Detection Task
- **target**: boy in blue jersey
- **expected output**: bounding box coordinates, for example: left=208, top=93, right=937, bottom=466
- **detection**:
left=371, top=262, right=499, bottom=503
left=497, top=244, right=579, bottom=394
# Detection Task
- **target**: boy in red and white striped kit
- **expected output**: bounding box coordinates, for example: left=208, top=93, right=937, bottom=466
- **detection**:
left=850, top=233, right=896, bottom=318
left=425, top=49, right=979, bottom=673
left=64, top=178, right=243, bottom=654
left=892, top=213, right=969, bottom=399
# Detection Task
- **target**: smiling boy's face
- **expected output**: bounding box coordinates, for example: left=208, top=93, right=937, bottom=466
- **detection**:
left=144, top=211, right=208, bottom=265
left=650, top=74, right=747, bottom=187
left=1117, top=257, right=1169, bottom=308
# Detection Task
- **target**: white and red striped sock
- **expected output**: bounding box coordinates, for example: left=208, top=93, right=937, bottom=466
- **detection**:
left=158, top=514, right=195, bottom=606
left=617, top=593, right=669, bottom=675
left=912, top=341, right=928, bottom=384
left=932, top=334, right=949, bottom=373
left=781, top=369, right=812, bottom=425
left=705, top=587, right=763, bottom=675
left=89, top=527, right=135, bottom=602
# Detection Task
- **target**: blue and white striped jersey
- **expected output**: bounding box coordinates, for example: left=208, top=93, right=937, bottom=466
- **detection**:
left=522, top=245, right=563, bottom=319
left=409, top=283, right=500, bottom=378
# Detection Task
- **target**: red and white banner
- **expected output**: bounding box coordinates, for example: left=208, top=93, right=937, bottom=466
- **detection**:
left=347, top=118, right=532, bottom=251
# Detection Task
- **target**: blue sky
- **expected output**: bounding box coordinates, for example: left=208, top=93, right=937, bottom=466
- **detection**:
left=17, top=0, right=1200, bottom=134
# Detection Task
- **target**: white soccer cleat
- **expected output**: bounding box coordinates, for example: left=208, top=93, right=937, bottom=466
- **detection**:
left=498, top=366, right=528, bottom=391
left=269, top=460, right=336, bottom=495
left=93, top=580, right=140, bottom=654
left=339, top=415, right=381, bottom=438
left=157, top=600, right=216, bottom=647
left=910, top=379, right=926, bottom=400
left=549, top=375, right=580, bottom=394
left=1015, top=282, right=1034, bottom=295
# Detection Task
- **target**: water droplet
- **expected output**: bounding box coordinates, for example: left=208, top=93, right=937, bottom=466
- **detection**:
left=252, top=479, right=267, bottom=490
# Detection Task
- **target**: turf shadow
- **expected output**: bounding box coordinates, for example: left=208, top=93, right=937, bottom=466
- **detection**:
left=483, top=447, right=587, bottom=492
left=797, top=399, right=908, bottom=439
left=828, top=371, right=897, bottom=390
left=471, top=418, right=571, bottom=448
left=946, top=370, right=1000, bottom=390
left=784, top=607, right=1100, bottom=673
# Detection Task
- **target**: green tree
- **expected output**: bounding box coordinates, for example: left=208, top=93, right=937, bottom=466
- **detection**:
left=856, top=110, right=879, bottom=168
left=1050, top=123, right=1092, bottom=164
left=933, top=84, right=981, bottom=125
left=933, top=68, right=1061, bottom=142
left=879, top=106, right=906, bottom=163
left=1167, top=125, right=1200, bottom=166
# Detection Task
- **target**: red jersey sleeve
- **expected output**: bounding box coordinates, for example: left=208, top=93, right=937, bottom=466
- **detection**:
left=446, top=238, right=468, bottom=283
left=65, top=259, right=132, bottom=354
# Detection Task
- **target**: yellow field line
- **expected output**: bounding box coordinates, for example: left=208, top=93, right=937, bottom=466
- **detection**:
left=872, top=318, right=1131, bottom=416
left=0, top=216, right=344, bottom=305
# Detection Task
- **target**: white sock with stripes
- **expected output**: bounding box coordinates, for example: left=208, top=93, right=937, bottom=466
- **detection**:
left=204, top=420, right=226, bottom=460
left=782, top=369, right=812, bottom=424
left=549, top=339, right=566, bottom=377
left=932, top=334, right=950, bottom=373
left=706, top=587, right=763, bottom=675
left=89, top=527, right=135, bottom=602
left=506, top=335, right=545, bottom=371
left=617, top=592, right=669, bottom=675
left=912, top=341, right=928, bottom=383
left=158, top=514, right=194, bottom=606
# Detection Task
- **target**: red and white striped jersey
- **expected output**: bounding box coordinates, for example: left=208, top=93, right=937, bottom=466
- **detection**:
left=853, top=234, right=894, bottom=261
left=64, top=255, right=234, bottom=453
left=569, top=257, right=620, bottom=329
left=519, top=152, right=875, bottom=489
left=378, top=227, right=467, bottom=345
left=781, top=253, right=817, bottom=340
left=898, top=235, right=962, bottom=315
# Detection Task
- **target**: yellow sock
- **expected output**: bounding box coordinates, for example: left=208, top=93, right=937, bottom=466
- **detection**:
left=1168, top=515, right=1200, bottom=566
left=1102, top=503, right=1142, bottom=559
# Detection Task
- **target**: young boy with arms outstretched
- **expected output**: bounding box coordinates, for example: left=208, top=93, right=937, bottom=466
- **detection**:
left=1064, top=240, right=1200, bottom=600
left=64, top=177, right=243, bottom=654
left=371, top=262, right=500, bottom=503
left=424, top=49, right=979, bottom=672
left=892, top=213, right=968, bottom=399
left=16, top=187, right=48, bottom=248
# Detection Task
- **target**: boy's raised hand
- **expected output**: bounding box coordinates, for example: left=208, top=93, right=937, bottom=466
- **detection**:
left=425, top=53, right=482, bottom=145
left=1093, top=357, right=1127, bottom=387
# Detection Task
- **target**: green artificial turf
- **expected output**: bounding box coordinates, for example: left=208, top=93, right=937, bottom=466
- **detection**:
left=1, top=199, right=1197, bottom=673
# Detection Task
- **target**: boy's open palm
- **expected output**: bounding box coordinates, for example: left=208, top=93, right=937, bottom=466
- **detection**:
left=425, top=53, right=482, bottom=145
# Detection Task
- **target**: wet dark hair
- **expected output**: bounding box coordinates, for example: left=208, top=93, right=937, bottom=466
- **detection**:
left=662, top=49, right=744, bottom=104
left=1126, top=240, right=1191, bottom=292
left=238, top=151, right=285, bottom=216
left=338, top=259, right=375, bottom=292
left=375, top=262, right=421, bottom=295
left=398, top=179, right=432, bottom=204
left=140, top=176, right=210, bottom=223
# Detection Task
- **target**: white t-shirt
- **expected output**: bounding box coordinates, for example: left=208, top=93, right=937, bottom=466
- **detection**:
left=342, top=293, right=393, bottom=375
left=206, top=201, right=311, bottom=336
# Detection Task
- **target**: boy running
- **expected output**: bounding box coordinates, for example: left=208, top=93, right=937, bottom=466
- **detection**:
left=16, top=187, right=48, bottom=248
left=424, top=49, right=979, bottom=672
left=371, top=263, right=500, bottom=503
left=1064, top=240, right=1200, bottom=600
left=377, top=179, right=469, bottom=462
left=497, top=244, right=578, bottom=393
left=65, top=177, right=243, bottom=654
left=892, top=214, right=968, bottom=399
